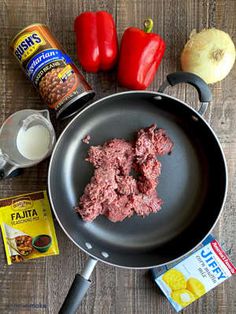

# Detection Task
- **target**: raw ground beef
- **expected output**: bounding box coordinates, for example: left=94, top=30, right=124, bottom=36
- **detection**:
left=76, top=124, right=173, bottom=222
left=82, top=135, right=91, bottom=144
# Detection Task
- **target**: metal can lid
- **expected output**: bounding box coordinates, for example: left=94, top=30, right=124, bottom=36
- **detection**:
left=56, top=91, right=95, bottom=120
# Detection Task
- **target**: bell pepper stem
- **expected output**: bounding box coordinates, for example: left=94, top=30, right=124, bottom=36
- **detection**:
left=143, top=18, right=153, bottom=33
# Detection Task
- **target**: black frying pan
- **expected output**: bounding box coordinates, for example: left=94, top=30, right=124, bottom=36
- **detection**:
left=48, top=72, right=227, bottom=313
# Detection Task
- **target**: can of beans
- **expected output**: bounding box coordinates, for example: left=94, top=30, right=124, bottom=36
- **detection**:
left=10, top=23, right=95, bottom=119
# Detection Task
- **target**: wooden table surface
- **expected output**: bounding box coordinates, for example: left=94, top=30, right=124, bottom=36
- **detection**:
left=0, top=0, right=236, bottom=313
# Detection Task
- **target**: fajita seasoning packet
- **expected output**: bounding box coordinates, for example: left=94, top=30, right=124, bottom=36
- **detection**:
left=150, top=235, right=236, bottom=312
left=0, top=190, right=59, bottom=265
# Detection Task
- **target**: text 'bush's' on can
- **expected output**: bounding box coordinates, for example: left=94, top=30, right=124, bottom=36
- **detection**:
left=10, top=23, right=95, bottom=119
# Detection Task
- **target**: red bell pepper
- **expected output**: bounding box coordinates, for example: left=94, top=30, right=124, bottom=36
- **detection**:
left=74, top=11, right=118, bottom=72
left=118, top=19, right=166, bottom=90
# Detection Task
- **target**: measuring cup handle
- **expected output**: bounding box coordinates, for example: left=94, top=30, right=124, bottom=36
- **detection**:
left=0, top=156, right=22, bottom=180
left=1, top=168, right=23, bottom=179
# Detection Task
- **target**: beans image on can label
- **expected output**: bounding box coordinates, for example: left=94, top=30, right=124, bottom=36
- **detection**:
left=39, top=66, right=76, bottom=105
left=10, top=24, right=95, bottom=119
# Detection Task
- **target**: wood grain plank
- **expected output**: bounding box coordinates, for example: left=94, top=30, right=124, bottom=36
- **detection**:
left=43, top=1, right=118, bottom=313
left=0, top=1, right=49, bottom=313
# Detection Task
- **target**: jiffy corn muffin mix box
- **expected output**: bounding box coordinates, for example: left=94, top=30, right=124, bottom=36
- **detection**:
left=151, top=235, right=236, bottom=312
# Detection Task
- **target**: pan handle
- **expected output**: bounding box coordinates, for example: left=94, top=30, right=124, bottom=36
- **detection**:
left=158, top=72, right=212, bottom=115
left=59, top=257, right=98, bottom=314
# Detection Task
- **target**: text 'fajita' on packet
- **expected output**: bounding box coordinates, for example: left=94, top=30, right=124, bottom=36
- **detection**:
left=150, top=235, right=236, bottom=312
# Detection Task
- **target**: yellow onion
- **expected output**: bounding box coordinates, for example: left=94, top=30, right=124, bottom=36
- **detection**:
left=181, top=28, right=235, bottom=84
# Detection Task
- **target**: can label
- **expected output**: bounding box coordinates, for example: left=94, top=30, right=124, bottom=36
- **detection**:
left=10, top=24, right=94, bottom=118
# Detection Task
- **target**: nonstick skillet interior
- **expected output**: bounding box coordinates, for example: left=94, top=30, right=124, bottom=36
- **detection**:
left=48, top=91, right=227, bottom=268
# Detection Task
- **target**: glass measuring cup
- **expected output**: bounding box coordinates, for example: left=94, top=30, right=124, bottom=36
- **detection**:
left=0, top=109, right=56, bottom=179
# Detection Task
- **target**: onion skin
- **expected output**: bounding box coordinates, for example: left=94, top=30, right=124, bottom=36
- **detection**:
left=181, top=28, right=236, bottom=84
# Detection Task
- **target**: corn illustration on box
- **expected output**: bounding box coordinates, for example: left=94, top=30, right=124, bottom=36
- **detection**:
left=151, top=235, right=236, bottom=312
left=0, top=191, right=59, bottom=265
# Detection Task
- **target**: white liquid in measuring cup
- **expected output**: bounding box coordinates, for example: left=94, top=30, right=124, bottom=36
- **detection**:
left=16, top=125, right=50, bottom=160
